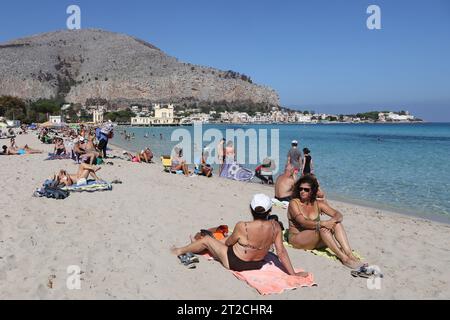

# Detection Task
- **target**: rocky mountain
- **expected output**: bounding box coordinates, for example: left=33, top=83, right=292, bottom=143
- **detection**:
left=0, top=29, right=280, bottom=108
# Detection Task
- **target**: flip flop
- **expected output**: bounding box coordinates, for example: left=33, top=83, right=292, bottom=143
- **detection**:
left=178, top=253, right=199, bottom=266
left=351, top=270, right=371, bottom=278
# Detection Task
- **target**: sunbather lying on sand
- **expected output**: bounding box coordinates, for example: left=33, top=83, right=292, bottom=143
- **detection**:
left=172, top=194, right=308, bottom=277
left=2, top=144, right=43, bottom=155
left=53, top=163, right=103, bottom=186
left=123, top=148, right=154, bottom=164
left=287, top=175, right=363, bottom=269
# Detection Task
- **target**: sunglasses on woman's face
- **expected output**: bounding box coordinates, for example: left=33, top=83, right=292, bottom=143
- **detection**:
left=299, top=187, right=311, bottom=193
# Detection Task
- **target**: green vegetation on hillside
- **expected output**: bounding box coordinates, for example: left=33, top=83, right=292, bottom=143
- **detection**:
left=0, top=95, right=65, bottom=123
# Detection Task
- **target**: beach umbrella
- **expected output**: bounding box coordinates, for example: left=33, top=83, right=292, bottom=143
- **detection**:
left=41, top=121, right=68, bottom=129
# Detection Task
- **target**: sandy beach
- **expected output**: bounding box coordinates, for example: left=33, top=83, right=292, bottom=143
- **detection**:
left=1, top=133, right=449, bottom=300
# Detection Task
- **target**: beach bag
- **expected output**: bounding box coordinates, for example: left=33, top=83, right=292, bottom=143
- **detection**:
left=43, top=186, right=70, bottom=200
left=194, top=225, right=229, bottom=241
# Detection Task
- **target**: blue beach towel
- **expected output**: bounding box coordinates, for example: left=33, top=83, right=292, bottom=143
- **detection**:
left=220, top=162, right=254, bottom=182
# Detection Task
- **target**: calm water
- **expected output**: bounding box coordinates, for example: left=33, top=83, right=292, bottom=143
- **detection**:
left=111, top=123, right=450, bottom=220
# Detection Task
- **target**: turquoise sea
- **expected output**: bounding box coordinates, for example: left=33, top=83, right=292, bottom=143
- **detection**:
left=111, top=123, right=450, bottom=222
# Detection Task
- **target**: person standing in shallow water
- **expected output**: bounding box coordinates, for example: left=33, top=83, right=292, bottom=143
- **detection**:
left=302, top=148, right=314, bottom=176
left=287, top=140, right=302, bottom=177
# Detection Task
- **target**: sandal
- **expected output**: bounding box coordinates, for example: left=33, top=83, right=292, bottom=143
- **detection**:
left=178, top=253, right=199, bottom=266
left=351, top=265, right=383, bottom=278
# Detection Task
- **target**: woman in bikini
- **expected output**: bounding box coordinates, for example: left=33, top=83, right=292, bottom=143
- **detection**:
left=171, top=147, right=190, bottom=176
left=54, top=164, right=102, bottom=187
left=172, top=194, right=308, bottom=276
left=287, top=174, right=363, bottom=269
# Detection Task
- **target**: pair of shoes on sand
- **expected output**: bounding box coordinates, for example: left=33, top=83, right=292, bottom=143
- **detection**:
left=178, top=252, right=199, bottom=269
left=351, top=265, right=384, bottom=278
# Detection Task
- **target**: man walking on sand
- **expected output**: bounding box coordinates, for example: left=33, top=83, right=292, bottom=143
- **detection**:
left=287, top=140, right=302, bottom=177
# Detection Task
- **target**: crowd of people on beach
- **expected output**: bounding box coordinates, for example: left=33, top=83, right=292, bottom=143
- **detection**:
left=4, top=121, right=368, bottom=283
left=173, top=139, right=366, bottom=276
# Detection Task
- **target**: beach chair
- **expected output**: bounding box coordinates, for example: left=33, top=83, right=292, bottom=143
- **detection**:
left=161, top=155, right=172, bottom=172
left=260, top=170, right=274, bottom=184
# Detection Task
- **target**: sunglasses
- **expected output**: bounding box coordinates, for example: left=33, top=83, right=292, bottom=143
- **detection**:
left=299, top=187, right=311, bottom=193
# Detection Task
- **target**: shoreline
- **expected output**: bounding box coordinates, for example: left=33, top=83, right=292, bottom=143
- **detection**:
left=1, top=134, right=449, bottom=299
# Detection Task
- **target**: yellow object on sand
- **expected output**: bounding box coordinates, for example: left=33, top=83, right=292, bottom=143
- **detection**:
left=282, top=229, right=363, bottom=261
left=161, top=156, right=172, bottom=171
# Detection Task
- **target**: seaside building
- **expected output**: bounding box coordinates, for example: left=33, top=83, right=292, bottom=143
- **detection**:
left=154, top=104, right=175, bottom=124
left=93, top=110, right=104, bottom=124
left=131, top=103, right=176, bottom=126
left=296, top=114, right=312, bottom=123
left=49, top=116, right=62, bottom=124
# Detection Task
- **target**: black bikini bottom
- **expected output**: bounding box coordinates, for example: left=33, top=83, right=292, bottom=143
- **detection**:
left=276, top=196, right=292, bottom=202
left=227, top=247, right=265, bottom=272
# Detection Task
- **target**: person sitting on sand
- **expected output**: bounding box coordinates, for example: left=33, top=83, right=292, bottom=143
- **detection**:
left=172, top=194, right=308, bottom=276
left=80, top=134, right=102, bottom=165
left=139, top=148, right=153, bottom=163
left=275, top=163, right=296, bottom=202
left=54, top=163, right=103, bottom=187
left=171, top=147, right=190, bottom=176
left=287, top=175, right=362, bottom=269
left=255, top=158, right=275, bottom=184
left=10, top=137, right=18, bottom=149
left=198, top=149, right=213, bottom=177
left=53, top=137, right=67, bottom=155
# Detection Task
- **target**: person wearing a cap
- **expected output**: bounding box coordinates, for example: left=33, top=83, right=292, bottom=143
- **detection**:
left=72, top=136, right=87, bottom=163
left=287, top=140, right=303, bottom=176
left=171, top=194, right=309, bottom=277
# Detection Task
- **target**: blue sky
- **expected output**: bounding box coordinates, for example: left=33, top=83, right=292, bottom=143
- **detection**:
left=1, top=0, right=449, bottom=121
